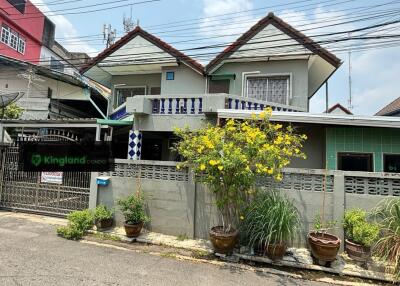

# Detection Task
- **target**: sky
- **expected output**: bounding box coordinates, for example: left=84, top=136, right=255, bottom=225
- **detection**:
left=30, top=0, right=400, bottom=115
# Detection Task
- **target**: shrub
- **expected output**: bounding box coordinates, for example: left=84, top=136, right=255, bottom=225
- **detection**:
left=352, top=221, right=379, bottom=248
left=372, top=198, right=400, bottom=281
left=343, top=208, right=379, bottom=247
left=241, top=191, right=300, bottom=248
left=117, top=192, right=149, bottom=225
left=57, top=209, right=94, bottom=240
left=174, top=108, right=306, bottom=232
left=94, top=205, right=114, bottom=221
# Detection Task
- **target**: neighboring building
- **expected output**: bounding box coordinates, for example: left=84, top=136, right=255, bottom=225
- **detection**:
left=0, top=55, right=109, bottom=119
left=326, top=103, right=353, bottom=115
left=81, top=12, right=341, bottom=160
left=375, top=97, right=400, bottom=116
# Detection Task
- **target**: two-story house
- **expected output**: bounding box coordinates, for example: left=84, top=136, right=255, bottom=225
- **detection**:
left=81, top=13, right=341, bottom=161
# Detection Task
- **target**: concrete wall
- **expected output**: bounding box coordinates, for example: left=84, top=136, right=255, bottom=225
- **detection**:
left=92, top=161, right=399, bottom=250
left=111, top=74, right=162, bottom=94
left=161, top=65, right=205, bottom=94
left=212, top=60, right=309, bottom=110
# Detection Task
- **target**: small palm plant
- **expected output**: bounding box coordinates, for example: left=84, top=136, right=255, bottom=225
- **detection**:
left=241, top=191, right=300, bottom=260
left=372, top=198, right=400, bottom=282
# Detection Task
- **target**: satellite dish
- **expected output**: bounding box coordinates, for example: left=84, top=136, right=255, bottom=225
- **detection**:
left=0, top=92, right=24, bottom=108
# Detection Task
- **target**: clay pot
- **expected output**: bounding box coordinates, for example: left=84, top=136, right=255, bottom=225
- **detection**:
left=258, top=242, right=287, bottom=260
left=345, top=239, right=370, bottom=262
left=209, top=226, right=239, bottom=254
left=96, top=218, right=113, bottom=230
left=308, top=231, right=341, bottom=266
left=124, top=221, right=144, bottom=238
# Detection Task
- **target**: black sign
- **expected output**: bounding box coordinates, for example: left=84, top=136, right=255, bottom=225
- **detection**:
left=19, top=141, right=114, bottom=172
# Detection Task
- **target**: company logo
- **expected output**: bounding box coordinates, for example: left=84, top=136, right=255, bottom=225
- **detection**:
left=31, top=153, right=42, bottom=167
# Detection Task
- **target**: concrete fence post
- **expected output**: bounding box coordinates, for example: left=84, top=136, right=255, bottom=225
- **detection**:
left=187, top=167, right=196, bottom=239
left=89, top=172, right=99, bottom=209
left=333, top=171, right=345, bottom=252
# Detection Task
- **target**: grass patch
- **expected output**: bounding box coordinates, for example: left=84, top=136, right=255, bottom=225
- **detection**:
left=94, top=232, right=122, bottom=242
left=176, top=234, right=189, bottom=241
left=160, top=252, right=177, bottom=259
left=191, top=249, right=210, bottom=259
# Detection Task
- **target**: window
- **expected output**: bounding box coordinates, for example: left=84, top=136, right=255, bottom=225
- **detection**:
left=1, top=25, right=10, bottom=44
left=17, top=37, right=25, bottom=54
left=337, top=152, right=373, bottom=172
left=384, top=154, right=400, bottom=173
left=115, top=86, right=146, bottom=106
left=209, top=80, right=230, bottom=93
left=9, top=31, right=18, bottom=50
left=166, top=71, right=175, bottom=80
left=246, top=75, right=290, bottom=104
left=7, top=0, right=26, bottom=14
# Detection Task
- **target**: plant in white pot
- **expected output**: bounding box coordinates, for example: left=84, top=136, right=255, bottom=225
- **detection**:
left=174, top=108, right=306, bottom=254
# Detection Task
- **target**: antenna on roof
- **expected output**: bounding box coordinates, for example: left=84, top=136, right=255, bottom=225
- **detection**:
left=123, top=5, right=135, bottom=33
left=103, top=24, right=117, bottom=48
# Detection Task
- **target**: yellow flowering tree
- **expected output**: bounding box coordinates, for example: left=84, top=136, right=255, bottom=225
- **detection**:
left=174, top=108, right=306, bottom=233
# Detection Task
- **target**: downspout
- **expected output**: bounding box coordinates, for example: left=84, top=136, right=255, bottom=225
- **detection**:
left=84, top=88, right=107, bottom=119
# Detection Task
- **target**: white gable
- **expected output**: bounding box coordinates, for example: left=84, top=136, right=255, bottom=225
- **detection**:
left=229, top=24, right=310, bottom=60
left=98, top=35, right=177, bottom=67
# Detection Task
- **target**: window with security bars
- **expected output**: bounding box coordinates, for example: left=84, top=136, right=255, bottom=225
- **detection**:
left=1, top=25, right=25, bottom=54
left=9, top=31, right=18, bottom=50
left=18, top=37, right=25, bottom=54
left=246, top=75, right=290, bottom=104
left=115, top=87, right=146, bottom=107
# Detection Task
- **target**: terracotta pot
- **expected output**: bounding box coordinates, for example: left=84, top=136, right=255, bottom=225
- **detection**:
left=345, top=239, right=370, bottom=262
left=96, top=218, right=113, bottom=230
left=308, top=231, right=341, bottom=266
left=258, top=242, right=287, bottom=261
left=124, top=222, right=144, bottom=238
left=209, top=226, right=239, bottom=254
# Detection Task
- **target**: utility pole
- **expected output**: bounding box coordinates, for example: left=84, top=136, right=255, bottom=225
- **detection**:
left=348, top=32, right=353, bottom=110
left=325, top=81, right=329, bottom=113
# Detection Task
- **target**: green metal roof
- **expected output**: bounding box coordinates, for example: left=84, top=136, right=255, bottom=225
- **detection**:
left=97, top=119, right=133, bottom=126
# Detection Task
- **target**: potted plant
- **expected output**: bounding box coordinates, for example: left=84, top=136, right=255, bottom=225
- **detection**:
left=343, top=208, right=379, bottom=263
left=241, top=191, right=300, bottom=260
left=308, top=215, right=341, bottom=266
left=174, top=108, right=306, bottom=254
left=372, top=198, right=400, bottom=282
left=94, top=204, right=114, bottom=230
left=117, top=192, right=149, bottom=238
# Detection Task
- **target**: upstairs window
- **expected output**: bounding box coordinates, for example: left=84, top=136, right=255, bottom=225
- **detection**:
left=338, top=152, right=373, bottom=172
left=1, top=25, right=10, bottom=44
left=115, top=86, right=146, bottom=107
left=9, top=31, right=18, bottom=50
left=7, top=0, right=26, bottom=14
left=246, top=75, right=290, bottom=104
left=50, top=57, right=65, bottom=72
left=17, top=37, right=25, bottom=54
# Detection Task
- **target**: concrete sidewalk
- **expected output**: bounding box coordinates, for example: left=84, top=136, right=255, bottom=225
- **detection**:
left=0, top=211, right=331, bottom=286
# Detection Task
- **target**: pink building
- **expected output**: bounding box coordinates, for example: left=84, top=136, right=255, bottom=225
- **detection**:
left=0, top=0, right=52, bottom=63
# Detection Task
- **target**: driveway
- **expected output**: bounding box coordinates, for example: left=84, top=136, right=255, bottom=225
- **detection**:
left=0, top=211, right=332, bottom=286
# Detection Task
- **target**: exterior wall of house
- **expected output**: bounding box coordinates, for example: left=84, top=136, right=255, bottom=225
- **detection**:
left=0, top=0, right=45, bottom=63
left=111, top=73, right=162, bottom=93
left=161, top=65, right=205, bottom=94
left=326, top=127, right=400, bottom=171
left=212, top=60, right=309, bottom=110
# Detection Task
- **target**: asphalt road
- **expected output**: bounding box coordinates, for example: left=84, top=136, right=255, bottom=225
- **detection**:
left=0, top=212, right=331, bottom=286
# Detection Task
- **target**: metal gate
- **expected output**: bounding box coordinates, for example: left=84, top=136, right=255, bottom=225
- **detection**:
left=0, top=132, right=91, bottom=216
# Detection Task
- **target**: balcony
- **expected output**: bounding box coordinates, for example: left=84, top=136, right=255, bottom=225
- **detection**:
left=125, top=93, right=306, bottom=116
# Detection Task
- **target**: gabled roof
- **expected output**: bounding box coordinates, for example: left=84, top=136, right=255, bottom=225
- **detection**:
left=375, top=97, right=400, bottom=116
left=206, top=12, right=341, bottom=73
left=326, top=103, right=353, bottom=115
left=80, top=26, right=204, bottom=74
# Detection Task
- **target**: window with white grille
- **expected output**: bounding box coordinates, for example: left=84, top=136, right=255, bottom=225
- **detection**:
left=246, top=75, right=290, bottom=104
left=115, top=86, right=146, bottom=107
left=9, top=31, right=18, bottom=50
left=17, top=37, right=25, bottom=54
left=1, top=25, right=10, bottom=44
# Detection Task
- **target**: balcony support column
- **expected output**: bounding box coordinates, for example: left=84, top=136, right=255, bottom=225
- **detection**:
left=127, top=129, right=142, bottom=160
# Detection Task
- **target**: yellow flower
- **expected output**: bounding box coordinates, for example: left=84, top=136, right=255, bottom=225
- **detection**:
left=209, top=160, right=218, bottom=166
left=245, top=166, right=250, bottom=171
left=268, top=168, right=274, bottom=174
left=259, top=111, right=266, bottom=119
left=200, top=164, right=206, bottom=171
left=218, top=165, right=224, bottom=171
left=177, top=165, right=181, bottom=170
left=274, top=124, right=282, bottom=130
left=240, top=215, right=244, bottom=220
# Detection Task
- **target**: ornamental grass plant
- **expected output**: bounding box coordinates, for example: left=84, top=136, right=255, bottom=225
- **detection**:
left=241, top=191, right=301, bottom=250
left=372, top=198, right=400, bottom=281
left=174, top=108, right=306, bottom=233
